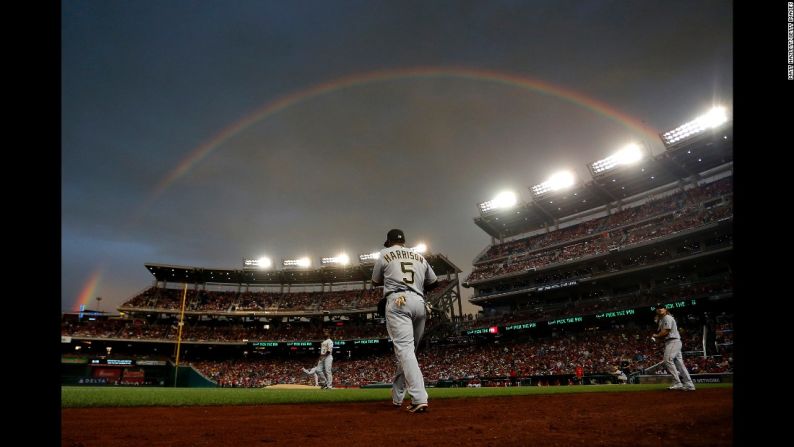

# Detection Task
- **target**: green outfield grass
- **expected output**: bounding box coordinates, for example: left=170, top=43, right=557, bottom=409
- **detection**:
left=61, top=383, right=732, bottom=408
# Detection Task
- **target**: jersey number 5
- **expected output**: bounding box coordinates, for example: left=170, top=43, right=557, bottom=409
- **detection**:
left=400, top=262, right=415, bottom=284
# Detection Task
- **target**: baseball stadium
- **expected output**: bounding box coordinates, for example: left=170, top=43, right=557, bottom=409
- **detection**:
left=62, top=107, right=733, bottom=446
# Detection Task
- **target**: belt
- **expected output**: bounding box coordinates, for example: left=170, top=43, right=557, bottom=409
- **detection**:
left=384, top=288, right=424, bottom=299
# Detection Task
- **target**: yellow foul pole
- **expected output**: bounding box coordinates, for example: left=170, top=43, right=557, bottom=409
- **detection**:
left=173, top=283, right=188, bottom=386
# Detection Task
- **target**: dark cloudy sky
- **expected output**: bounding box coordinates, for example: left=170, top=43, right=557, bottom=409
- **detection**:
left=61, top=0, right=732, bottom=314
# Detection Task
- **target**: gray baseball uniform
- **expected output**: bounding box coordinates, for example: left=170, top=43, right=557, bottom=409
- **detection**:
left=657, top=313, right=695, bottom=390
left=372, top=244, right=437, bottom=407
left=320, top=336, right=334, bottom=388
left=303, top=358, right=326, bottom=387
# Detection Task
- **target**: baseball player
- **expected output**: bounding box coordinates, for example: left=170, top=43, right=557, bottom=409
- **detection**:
left=302, top=358, right=326, bottom=387
left=612, top=366, right=628, bottom=384
left=652, top=303, right=696, bottom=390
left=372, top=229, right=438, bottom=413
left=319, top=328, right=334, bottom=389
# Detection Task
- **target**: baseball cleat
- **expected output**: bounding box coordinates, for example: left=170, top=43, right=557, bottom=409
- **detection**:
left=683, top=385, right=696, bottom=391
left=406, top=403, right=428, bottom=413
left=668, top=383, right=684, bottom=390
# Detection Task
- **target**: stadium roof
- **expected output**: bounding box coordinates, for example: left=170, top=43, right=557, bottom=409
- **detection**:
left=145, top=253, right=462, bottom=285
left=474, top=122, right=732, bottom=239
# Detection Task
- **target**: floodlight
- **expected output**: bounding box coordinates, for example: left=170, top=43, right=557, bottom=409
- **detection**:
left=243, top=257, right=272, bottom=270
left=359, top=252, right=381, bottom=262
left=478, top=190, right=517, bottom=213
left=661, top=106, right=729, bottom=146
left=413, top=243, right=427, bottom=253
left=283, top=257, right=311, bottom=268
left=322, top=253, right=350, bottom=265
left=590, top=143, right=644, bottom=174
left=531, top=170, right=575, bottom=196
left=493, top=191, right=516, bottom=208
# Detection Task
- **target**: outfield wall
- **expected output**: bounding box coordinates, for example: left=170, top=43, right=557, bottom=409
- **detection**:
left=61, top=356, right=171, bottom=386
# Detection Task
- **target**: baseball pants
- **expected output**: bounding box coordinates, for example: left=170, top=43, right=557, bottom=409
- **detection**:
left=320, top=355, right=333, bottom=387
left=663, top=339, right=693, bottom=386
left=385, top=291, right=428, bottom=405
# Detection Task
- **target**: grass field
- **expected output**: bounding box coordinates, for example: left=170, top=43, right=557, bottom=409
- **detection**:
left=62, top=383, right=732, bottom=408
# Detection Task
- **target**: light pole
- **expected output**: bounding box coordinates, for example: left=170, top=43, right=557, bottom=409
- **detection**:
left=96, top=296, right=102, bottom=314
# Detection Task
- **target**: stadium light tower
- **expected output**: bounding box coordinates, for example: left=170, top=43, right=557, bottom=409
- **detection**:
left=477, top=190, right=518, bottom=214
left=322, top=253, right=350, bottom=266
left=530, top=170, right=575, bottom=196
left=660, top=106, right=729, bottom=147
left=283, top=257, right=311, bottom=268
left=588, top=143, right=645, bottom=176
left=359, top=251, right=381, bottom=263
left=243, top=257, right=272, bottom=270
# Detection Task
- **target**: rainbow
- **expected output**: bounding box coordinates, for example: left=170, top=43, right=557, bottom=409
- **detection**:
left=78, top=67, right=661, bottom=311
left=138, top=66, right=659, bottom=215
left=73, top=268, right=102, bottom=312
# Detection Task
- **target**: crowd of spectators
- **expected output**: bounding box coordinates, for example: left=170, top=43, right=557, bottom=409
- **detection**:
left=118, top=280, right=454, bottom=314
left=474, top=177, right=731, bottom=264
left=66, top=277, right=729, bottom=346
left=62, top=319, right=390, bottom=342
left=188, top=318, right=732, bottom=388
left=467, top=199, right=732, bottom=284
left=467, top=177, right=732, bottom=284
